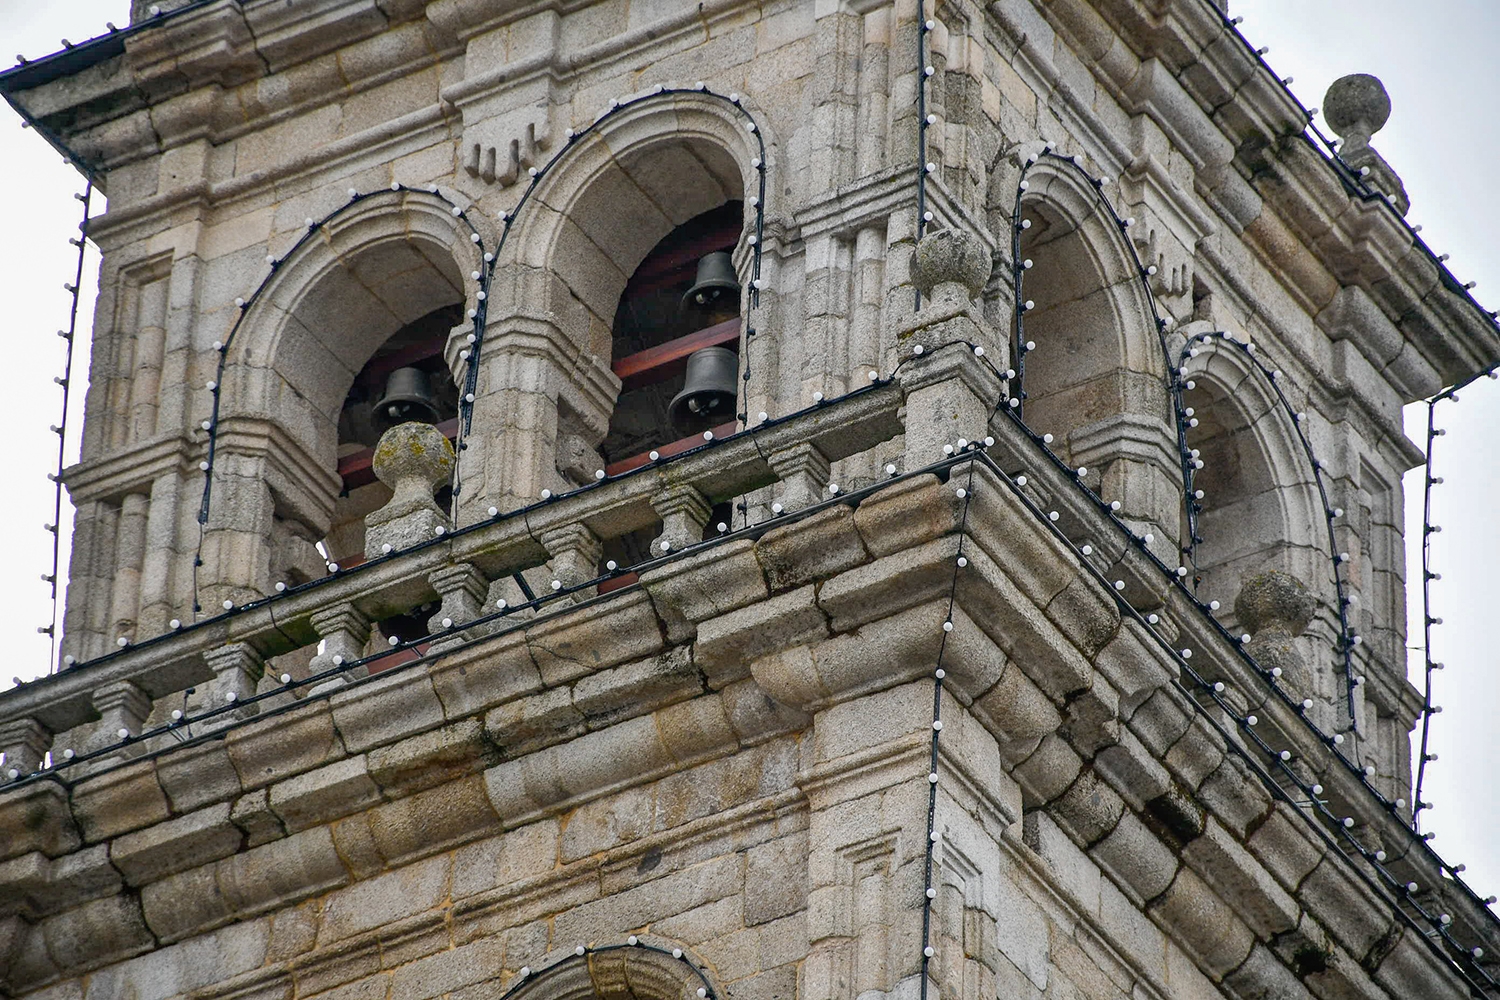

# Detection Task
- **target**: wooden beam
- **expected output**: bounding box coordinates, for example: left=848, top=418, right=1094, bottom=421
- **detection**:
left=604, top=421, right=738, bottom=476
left=611, top=318, right=740, bottom=391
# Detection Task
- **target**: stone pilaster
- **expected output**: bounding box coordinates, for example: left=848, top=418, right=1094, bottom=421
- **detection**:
left=202, top=643, right=264, bottom=729
left=427, top=562, right=490, bottom=651
left=0, top=719, right=50, bottom=779
left=650, top=484, right=712, bottom=556
left=768, top=443, right=832, bottom=512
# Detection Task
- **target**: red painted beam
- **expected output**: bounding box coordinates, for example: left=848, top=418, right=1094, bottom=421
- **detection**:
left=604, top=421, right=737, bottom=476
left=611, top=318, right=740, bottom=391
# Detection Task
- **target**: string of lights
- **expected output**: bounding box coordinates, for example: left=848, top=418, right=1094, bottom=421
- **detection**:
left=34, top=180, right=92, bottom=673
left=491, top=940, right=719, bottom=1000
left=12, top=353, right=1500, bottom=985
left=1003, top=149, right=1362, bottom=732
left=1412, top=365, right=1500, bottom=835
left=914, top=12, right=935, bottom=309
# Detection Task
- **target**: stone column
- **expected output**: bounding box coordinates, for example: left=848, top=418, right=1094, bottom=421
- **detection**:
left=364, top=422, right=454, bottom=559
left=650, top=484, right=712, bottom=556
left=540, top=524, right=603, bottom=603
left=427, top=562, right=490, bottom=651
left=0, top=719, right=50, bottom=779
left=897, top=230, right=1004, bottom=468
left=85, top=680, right=153, bottom=760
left=768, top=443, right=832, bottom=512
left=203, top=643, right=264, bottom=728
left=199, top=456, right=277, bottom=611
left=108, top=492, right=150, bottom=643
left=138, top=472, right=184, bottom=636
left=306, top=604, right=372, bottom=693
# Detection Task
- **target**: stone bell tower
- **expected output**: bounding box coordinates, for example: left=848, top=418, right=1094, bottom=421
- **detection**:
left=2, top=2, right=1500, bottom=999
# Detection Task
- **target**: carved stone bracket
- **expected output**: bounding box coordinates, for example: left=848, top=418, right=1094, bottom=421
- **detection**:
left=86, top=680, right=153, bottom=760
left=540, top=523, right=603, bottom=602
left=307, top=603, right=372, bottom=693
left=0, top=718, right=50, bottom=778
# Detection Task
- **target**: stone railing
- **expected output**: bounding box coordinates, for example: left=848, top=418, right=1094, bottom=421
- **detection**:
left=0, top=380, right=907, bottom=775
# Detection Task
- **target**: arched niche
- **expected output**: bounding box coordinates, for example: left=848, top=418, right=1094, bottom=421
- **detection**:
left=468, top=92, right=760, bottom=515
left=1013, top=164, right=1178, bottom=541
left=1180, top=345, right=1324, bottom=616
left=503, top=945, right=717, bottom=1000
left=206, top=191, right=484, bottom=599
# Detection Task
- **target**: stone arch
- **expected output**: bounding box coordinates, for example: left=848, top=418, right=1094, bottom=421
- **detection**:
left=466, top=92, right=762, bottom=514
left=1179, top=343, right=1325, bottom=615
left=1012, top=162, right=1178, bottom=543
left=503, top=945, right=718, bottom=1000
left=203, top=191, right=485, bottom=600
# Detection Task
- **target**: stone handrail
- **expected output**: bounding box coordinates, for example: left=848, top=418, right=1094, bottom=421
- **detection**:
left=0, top=382, right=903, bottom=758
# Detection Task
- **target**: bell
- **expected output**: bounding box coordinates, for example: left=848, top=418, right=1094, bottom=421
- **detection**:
left=668, top=347, right=739, bottom=431
left=373, top=367, right=441, bottom=431
left=680, top=251, right=741, bottom=316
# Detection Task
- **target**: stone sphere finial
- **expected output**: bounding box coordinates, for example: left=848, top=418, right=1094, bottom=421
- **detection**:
left=364, top=421, right=455, bottom=558
left=911, top=228, right=990, bottom=301
left=1323, top=73, right=1391, bottom=142
left=1234, top=569, right=1316, bottom=637
left=373, top=421, right=455, bottom=496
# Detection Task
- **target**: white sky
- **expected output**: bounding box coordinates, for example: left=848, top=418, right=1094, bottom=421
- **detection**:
left=0, top=0, right=1495, bottom=904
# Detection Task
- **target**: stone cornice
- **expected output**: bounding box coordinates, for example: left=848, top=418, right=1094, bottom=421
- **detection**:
left=62, top=432, right=198, bottom=504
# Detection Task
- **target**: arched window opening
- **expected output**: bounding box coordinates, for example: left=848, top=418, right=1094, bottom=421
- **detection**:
left=1181, top=372, right=1321, bottom=614
left=1016, top=200, right=1157, bottom=463
left=596, top=203, right=743, bottom=580
left=601, top=201, right=744, bottom=466
left=324, top=302, right=463, bottom=568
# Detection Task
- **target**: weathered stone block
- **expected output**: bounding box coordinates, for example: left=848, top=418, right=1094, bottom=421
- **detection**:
left=641, top=540, right=768, bottom=645
left=71, top=760, right=171, bottom=843
left=155, top=740, right=243, bottom=815
left=0, top=782, right=80, bottom=861
left=756, top=504, right=869, bottom=592
left=1149, top=868, right=1255, bottom=980
left=269, top=755, right=381, bottom=833
left=367, top=717, right=496, bottom=797
left=1091, top=811, right=1179, bottom=904
left=524, top=590, right=667, bottom=687
left=318, top=854, right=451, bottom=945
left=330, top=668, right=446, bottom=755
left=226, top=702, right=343, bottom=792
left=745, top=831, right=809, bottom=925
left=428, top=626, right=544, bottom=721
left=696, top=585, right=830, bottom=675
left=1182, top=817, right=1299, bottom=939
left=110, top=801, right=244, bottom=886
left=851, top=473, right=962, bottom=557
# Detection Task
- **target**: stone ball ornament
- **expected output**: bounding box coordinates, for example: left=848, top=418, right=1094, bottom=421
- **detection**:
left=1234, top=569, right=1317, bottom=637
left=371, top=420, right=455, bottom=520
left=1323, top=73, right=1391, bottom=141
left=911, top=228, right=991, bottom=301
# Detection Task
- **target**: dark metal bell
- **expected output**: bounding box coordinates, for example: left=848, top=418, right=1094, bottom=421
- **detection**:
left=680, top=251, right=741, bottom=315
left=373, top=367, right=441, bottom=431
left=668, top=347, right=739, bottom=430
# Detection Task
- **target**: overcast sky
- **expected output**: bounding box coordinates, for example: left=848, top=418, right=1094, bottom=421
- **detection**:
left=1, top=0, right=1496, bottom=906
